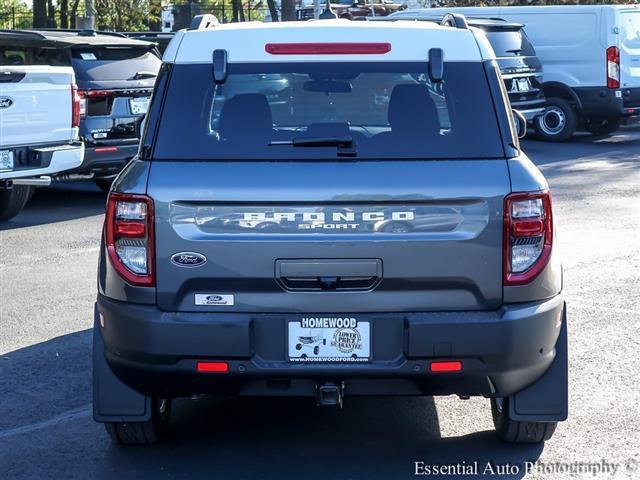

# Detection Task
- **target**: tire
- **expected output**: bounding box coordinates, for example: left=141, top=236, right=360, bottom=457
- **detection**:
left=94, top=177, right=114, bottom=193
left=586, top=117, right=621, bottom=137
left=491, top=397, right=557, bottom=444
left=0, top=185, right=32, bottom=222
left=104, top=399, right=171, bottom=445
left=534, top=97, right=577, bottom=142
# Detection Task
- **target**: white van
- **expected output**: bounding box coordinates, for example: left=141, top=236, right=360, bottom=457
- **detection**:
left=396, top=5, right=640, bottom=140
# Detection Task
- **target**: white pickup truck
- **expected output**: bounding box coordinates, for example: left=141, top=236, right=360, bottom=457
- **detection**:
left=0, top=65, right=84, bottom=221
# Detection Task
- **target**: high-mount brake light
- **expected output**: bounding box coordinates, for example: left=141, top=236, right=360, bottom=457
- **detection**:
left=503, top=192, right=553, bottom=286
left=265, top=43, right=392, bottom=55
left=105, top=193, right=155, bottom=286
left=607, top=46, right=620, bottom=89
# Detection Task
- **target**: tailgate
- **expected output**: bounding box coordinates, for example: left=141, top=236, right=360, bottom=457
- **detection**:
left=0, top=66, right=74, bottom=147
left=149, top=160, right=510, bottom=313
left=620, top=10, right=640, bottom=90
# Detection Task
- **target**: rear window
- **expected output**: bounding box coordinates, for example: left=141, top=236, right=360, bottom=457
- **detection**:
left=0, top=46, right=69, bottom=66
left=154, top=62, right=504, bottom=160
left=70, top=47, right=161, bottom=81
left=620, top=12, right=640, bottom=49
left=484, top=30, right=536, bottom=58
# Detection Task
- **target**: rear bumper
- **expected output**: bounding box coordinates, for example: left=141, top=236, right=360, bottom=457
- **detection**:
left=97, top=294, right=566, bottom=399
left=574, top=86, right=640, bottom=118
left=0, top=142, right=84, bottom=181
left=517, top=107, right=545, bottom=121
left=65, top=143, right=138, bottom=178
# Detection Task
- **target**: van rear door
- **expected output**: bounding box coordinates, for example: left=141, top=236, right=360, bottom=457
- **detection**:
left=619, top=10, right=640, bottom=89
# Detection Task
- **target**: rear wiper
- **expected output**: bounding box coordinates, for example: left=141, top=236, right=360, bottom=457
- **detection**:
left=130, top=71, right=157, bottom=80
left=269, top=136, right=356, bottom=157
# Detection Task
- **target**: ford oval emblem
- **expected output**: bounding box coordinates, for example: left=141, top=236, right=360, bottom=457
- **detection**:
left=171, top=252, right=207, bottom=267
left=207, top=295, right=223, bottom=302
left=0, top=97, right=13, bottom=109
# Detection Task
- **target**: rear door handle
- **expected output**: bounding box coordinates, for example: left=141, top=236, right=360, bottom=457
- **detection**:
left=276, top=259, right=382, bottom=291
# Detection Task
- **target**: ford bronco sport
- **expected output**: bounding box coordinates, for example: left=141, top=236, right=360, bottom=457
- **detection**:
left=94, top=17, right=568, bottom=445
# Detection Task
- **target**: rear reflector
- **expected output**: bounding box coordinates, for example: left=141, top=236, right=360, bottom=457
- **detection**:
left=430, top=361, right=462, bottom=372
left=95, top=147, right=118, bottom=153
left=197, top=362, right=229, bottom=373
left=265, top=43, right=391, bottom=55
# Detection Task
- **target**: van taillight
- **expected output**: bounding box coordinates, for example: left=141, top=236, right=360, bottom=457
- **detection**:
left=503, top=192, right=553, bottom=286
left=105, top=193, right=155, bottom=286
left=71, top=84, right=81, bottom=127
left=607, top=46, right=620, bottom=89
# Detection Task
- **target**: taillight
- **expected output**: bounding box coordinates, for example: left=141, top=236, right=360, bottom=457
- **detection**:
left=503, top=192, right=553, bottom=286
left=71, top=83, right=81, bottom=127
left=607, top=46, right=620, bottom=89
left=80, top=89, right=115, bottom=116
left=105, top=192, right=155, bottom=286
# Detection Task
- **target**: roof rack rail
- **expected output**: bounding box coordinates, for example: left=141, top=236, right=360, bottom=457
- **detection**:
left=440, top=13, right=468, bottom=30
left=189, top=14, right=219, bottom=30
left=0, top=29, right=48, bottom=39
left=31, top=28, right=127, bottom=38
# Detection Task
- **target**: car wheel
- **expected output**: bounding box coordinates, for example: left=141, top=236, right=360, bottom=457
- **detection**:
left=105, top=399, right=171, bottom=445
left=491, top=397, right=557, bottom=444
left=0, top=185, right=32, bottom=222
left=94, top=177, right=114, bottom=193
left=534, top=98, right=577, bottom=142
left=586, top=117, right=621, bottom=137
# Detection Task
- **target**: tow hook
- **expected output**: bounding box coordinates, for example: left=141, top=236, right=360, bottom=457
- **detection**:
left=316, top=381, right=344, bottom=407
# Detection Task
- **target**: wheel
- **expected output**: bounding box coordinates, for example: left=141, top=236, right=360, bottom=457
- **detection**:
left=0, top=185, right=32, bottom=222
left=296, top=343, right=302, bottom=350
left=586, top=117, right=621, bottom=137
left=94, top=177, right=114, bottom=193
left=104, top=399, right=171, bottom=445
left=491, top=397, right=557, bottom=444
left=534, top=97, right=577, bottom=142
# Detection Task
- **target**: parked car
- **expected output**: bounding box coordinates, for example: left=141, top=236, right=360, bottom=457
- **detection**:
left=0, top=65, right=84, bottom=221
left=94, top=18, right=567, bottom=445
left=122, top=32, right=175, bottom=55
left=0, top=29, right=162, bottom=191
left=297, top=0, right=407, bottom=21
left=407, top=5, right=640, bottom=141
left=379, top=13, right=547, bottom=123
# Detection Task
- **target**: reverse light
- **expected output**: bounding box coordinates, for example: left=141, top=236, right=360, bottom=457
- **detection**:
left=197, top=362, right=229, bottom=373
left=430, top=361, right=462, bottom=372
left=105, top=192, right=155, bottom=286
left=504, top=192, right=553, bottom=286
left=265, top=43, right=391, bottom=55
left=607, top=46, right=620, bottom=89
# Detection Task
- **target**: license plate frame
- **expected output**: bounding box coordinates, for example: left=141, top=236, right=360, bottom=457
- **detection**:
left=0, top=150, right=14, bottom=170
left=129, top=96, right=150, bottom=115
left=287, top=317, right=371, bottom=363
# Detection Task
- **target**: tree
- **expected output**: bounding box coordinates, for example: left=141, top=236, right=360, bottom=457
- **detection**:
left=266, top=0, right=278, bottom=21
left=33, top=0, right=47, bottom=27
left=281, top=0, right=295, bottom=21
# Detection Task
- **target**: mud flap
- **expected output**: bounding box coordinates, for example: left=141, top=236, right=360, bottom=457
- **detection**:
left=93, top=303, right=152, bottom=423
left=509, top=304, right=568, bottom=422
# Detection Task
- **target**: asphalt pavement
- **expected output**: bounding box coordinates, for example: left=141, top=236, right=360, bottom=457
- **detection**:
left=1, top=131, right=639, bottom=479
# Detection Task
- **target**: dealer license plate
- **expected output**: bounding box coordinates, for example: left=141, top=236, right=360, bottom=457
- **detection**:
left=288, top=317, right=370, bottom=363
left=0, top=150, right=14, bottom=170
left=129, top=97, right=150, bottom=115
left=514, top=78, right=530, bottom=92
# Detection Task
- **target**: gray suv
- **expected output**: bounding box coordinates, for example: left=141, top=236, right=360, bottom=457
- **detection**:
left=93, top=18, right=568, bottom=445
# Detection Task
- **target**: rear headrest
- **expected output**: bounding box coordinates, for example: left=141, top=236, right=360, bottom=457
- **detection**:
left=388, top=84, right=440, bottom=135
left=218, top=93, right=273, bottom=142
